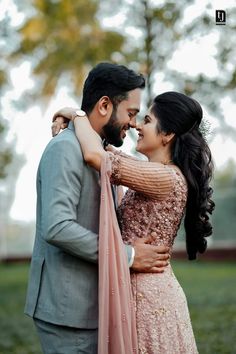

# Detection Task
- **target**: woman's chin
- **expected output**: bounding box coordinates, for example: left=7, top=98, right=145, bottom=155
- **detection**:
left=136, top=141, right=149, bottom=153
left=135, top=144, right=143, bottom=154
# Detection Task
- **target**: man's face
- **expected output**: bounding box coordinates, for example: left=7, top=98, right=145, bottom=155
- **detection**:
left=102, top=88, right=141, bottom=147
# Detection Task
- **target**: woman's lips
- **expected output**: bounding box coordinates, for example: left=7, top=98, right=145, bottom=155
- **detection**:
left=137, top=133, right=143, bottom=142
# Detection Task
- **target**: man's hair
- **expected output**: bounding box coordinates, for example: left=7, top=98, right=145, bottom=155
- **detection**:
left=81, top=62, right=145, bottom=113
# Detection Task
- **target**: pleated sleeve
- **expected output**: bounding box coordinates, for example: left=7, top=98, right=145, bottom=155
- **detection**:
left=108, top=152, right=175, bottom=200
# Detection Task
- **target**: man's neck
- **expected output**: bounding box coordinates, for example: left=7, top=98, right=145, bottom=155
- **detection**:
left=88, top=112, right=104, bottom=138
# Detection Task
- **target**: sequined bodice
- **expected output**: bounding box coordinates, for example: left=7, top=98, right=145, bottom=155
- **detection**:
left=117, top=169, right=187, bottom=250
left=108, top=153, right=198, bottom=354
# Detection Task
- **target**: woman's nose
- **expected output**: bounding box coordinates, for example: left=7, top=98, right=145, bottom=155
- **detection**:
left=136, top=122, right=142, bottom=131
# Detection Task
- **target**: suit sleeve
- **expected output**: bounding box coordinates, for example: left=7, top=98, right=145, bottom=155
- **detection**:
left=39, top=137, right=98, bottom=263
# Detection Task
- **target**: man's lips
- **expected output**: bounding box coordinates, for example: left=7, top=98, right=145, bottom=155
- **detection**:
left=121, top=129, right=127, bottom=138
left=121, top=127, right=129, bottom=137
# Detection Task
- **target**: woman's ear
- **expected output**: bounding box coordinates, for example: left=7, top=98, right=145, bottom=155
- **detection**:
left=162, top=132, right=175, bottom=146
left=97, top=96, right=113, bottom=117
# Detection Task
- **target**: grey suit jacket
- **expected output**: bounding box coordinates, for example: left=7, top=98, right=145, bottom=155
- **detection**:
left=24, top=123, right=132, bottom=329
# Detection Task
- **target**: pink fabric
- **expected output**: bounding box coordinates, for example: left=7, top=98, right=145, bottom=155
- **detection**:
left=98, top=154, right=138, bottom=354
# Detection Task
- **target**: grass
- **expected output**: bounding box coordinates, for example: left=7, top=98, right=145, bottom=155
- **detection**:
left=0, top=261, right=235, bottom=354
left=0, top=263, right=41, bottom=354
left=173, top=261, right=236, bottom=354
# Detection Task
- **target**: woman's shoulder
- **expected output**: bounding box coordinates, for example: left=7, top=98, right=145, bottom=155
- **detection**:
left=168, top=165, right=188, bottom=192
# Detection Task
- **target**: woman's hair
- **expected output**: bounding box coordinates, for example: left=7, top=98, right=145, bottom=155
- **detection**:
left=151, top=91, right=215, bottom=260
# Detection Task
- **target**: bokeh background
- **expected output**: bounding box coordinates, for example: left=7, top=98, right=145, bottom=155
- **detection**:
left=0, top=0, right=235, bottom=353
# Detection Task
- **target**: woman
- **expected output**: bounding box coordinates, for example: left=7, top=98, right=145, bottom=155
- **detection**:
left=52, top=91, right=214, bottom=353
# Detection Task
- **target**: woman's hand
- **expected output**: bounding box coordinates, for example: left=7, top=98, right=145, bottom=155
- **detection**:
left=51, top=107, right=78, bottom=137
left=52, top=107, right=78, bottom=122
left=105, top=144, right=117, bottom=153
left=51, top=117, right=69, bottom=136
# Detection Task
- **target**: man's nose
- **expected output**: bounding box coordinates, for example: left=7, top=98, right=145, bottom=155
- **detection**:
left=129, top=117, right=136, bottom=128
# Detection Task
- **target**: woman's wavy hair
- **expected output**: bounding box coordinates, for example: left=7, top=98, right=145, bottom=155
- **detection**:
left=151, top=91, right=215, bottom=260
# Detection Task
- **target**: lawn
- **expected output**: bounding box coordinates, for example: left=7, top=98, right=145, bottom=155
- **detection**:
left=0, top=261, right=235, bottom=354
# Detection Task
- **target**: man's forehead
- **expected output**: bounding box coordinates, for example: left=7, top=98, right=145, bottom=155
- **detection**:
left=125, top=88, right=141, bottom=109
left=128, top=107, right=140, bottom=113
left=127, top=87, right=142, bottom=99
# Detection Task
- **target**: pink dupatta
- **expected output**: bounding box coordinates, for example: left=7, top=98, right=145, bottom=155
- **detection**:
left=98, top=154, right=138, bottom=354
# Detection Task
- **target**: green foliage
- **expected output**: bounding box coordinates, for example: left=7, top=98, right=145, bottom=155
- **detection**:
left=212, top=187, right=236, bottom=241
left=103, top=0, right=236, bottom=137
left=214, top=159, right=236, bottom=189
left=5, top=0, right=235, bottom=136
left=11, top=0, right=125, bottom=98
left=127, top=0, right=194, bottom=105
left=0, top=120, right=13, bottom=180
left=211, top=160, right=236, bottom=241
left=0, top=261, right=235, bottom=353
left=0, top=70, right=7, bottom=86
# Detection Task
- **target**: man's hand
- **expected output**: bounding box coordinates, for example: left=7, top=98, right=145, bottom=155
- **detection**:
left=131, top=236, right=170, bottom=273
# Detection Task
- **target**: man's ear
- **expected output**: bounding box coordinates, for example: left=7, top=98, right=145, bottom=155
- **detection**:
left=97, top=96, right=113, bottom=117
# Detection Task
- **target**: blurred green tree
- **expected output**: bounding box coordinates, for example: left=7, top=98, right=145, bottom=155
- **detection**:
left=6, top=0, right=236, bottom=131
left=10, top=0, right=126, bottom=100
left=101, top=0, right=236, bottom=136
left=0, top=68, right=12, bottom=179
left=0, top=119, right=12, bottom=180
left=214, top=159, right=236, bottom=189
left=212, top=159, right=236, bottom=242
left=0, top=13, right=24, bottom=216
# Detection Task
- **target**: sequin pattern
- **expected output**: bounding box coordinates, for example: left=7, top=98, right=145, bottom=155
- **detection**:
left=110, top=154, right=198, bottom=354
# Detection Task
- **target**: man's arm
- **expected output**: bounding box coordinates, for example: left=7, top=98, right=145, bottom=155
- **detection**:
left=40, top=136, right=98, bottom=262
left=125, top=239, right=169, bottom=273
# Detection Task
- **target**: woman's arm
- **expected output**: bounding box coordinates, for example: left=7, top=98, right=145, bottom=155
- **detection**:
left=51, top=107, right=106, bottom=170
left=73, top=116, right=106, bottom=171
left=51, top=108, right=175, bottom=200
left=108, top=153, right=176, bottom=200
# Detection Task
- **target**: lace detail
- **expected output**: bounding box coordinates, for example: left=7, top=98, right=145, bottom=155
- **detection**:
left=119, top=171, right=197, bottom=353
left=108, top=153, right=122, bottom=185
left=117, top=169, right=187, bottom=249
left=108, top=152, right=176, bottom=200
left=108, top=152, right=198, bottom=353
left=113, top=149, right=140, bottom=161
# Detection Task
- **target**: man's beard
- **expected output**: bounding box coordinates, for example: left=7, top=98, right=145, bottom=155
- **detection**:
left=102, top=108, right=124, bottom=147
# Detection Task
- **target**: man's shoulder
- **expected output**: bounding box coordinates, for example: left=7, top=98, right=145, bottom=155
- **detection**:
left=39, top=129, right=83, bottom=168
left=45, top=129, right=81, bottom=152
left=51, top=128, right=78, bottom=144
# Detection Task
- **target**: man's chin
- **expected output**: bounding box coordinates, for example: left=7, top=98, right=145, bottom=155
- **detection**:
left=106, top=134, right=124, bottom=147
left=112, top=139, right=123, bottom=148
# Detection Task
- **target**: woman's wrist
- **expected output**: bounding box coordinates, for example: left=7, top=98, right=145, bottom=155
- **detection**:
left=71, top=109, right=87, bottom=121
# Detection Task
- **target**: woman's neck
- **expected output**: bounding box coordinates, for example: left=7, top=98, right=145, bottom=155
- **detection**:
left=147, top=150, right=173, bottom=165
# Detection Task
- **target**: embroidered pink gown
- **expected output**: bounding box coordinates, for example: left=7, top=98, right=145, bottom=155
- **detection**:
left=108, top=151, right=198, bottom=354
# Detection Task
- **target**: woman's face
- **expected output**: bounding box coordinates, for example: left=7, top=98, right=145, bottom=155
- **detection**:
left=136, top=108, right=163, bottom=155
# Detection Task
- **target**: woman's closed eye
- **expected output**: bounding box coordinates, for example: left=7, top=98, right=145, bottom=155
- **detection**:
left=143, top=115, right=151, bottom=124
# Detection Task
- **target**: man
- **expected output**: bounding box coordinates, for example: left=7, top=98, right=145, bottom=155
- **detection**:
left=25, top=62, right=169, bottom=354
